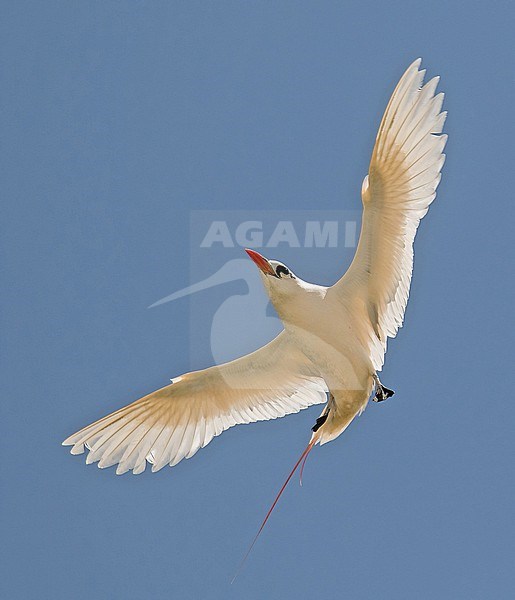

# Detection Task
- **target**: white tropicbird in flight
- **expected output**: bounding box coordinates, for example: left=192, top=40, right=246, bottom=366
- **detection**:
left=64, top=59, right=446, bottom=552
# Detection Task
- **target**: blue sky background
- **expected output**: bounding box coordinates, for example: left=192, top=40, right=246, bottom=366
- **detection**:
left=2, top=2, right=514, bottom=599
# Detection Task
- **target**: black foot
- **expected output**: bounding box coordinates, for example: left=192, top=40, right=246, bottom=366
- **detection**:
left=312, top=414, right=328, bottom=432
left=374, top=383, right=395, bottom=402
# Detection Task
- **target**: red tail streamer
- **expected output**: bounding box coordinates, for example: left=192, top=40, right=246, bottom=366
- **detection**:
left=231, top=439, right=316, bottom=583
left=299, top=440, right=316, bottom=487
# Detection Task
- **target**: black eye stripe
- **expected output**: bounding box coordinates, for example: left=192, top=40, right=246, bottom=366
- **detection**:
left=275, top=265, right=290, bottom=277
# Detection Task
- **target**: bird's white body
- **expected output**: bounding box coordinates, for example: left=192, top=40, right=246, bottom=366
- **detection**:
left=64, top=59, right=447, bottom=475
left=264, top=278, right=375, bottom=443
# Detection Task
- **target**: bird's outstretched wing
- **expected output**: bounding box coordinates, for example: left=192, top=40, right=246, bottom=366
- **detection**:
left=63, top=332, right=327, bottom=475
left=331, top=59, right=447, bottom=370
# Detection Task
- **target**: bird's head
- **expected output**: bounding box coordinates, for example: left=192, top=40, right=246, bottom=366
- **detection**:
left=244, top=248, right=303, bottom=311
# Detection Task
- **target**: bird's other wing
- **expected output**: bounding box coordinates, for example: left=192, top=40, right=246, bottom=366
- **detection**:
left=62, top=332, right=327, bottom=475
left=331, top=59, right=447, bottom=370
